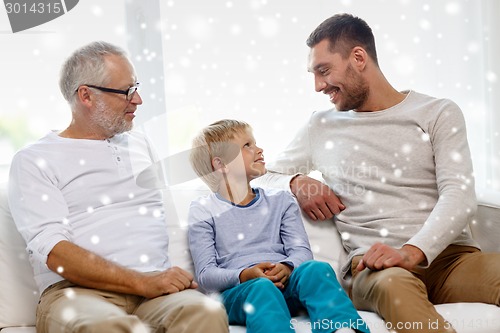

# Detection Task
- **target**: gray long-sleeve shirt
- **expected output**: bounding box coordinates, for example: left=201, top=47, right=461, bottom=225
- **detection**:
left=188, top=187, right=313, bottom=292
left=257, top=90, right=479, bottom=278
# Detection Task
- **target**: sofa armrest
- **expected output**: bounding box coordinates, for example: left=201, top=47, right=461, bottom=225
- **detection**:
left=470, top=198, right=500, bottom=253
left=0, top=183, right=39, bottom=329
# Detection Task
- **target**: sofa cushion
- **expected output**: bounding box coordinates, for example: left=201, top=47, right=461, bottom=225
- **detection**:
left=0, top=183, right=38, bottom=328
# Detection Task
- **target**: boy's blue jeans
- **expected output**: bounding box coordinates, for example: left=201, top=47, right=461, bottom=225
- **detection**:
left=221, top=260, right=370, bottom=333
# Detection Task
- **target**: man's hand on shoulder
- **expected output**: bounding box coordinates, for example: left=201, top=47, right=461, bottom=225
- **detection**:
left=356, top=243, right=426, bottom=272
left=290, top=175, right=345, bottom=220
left=139, top=266, right=198, bottom=299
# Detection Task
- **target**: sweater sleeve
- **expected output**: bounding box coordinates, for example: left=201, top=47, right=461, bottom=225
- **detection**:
left=187, top=201, right=243, bottom=292
left=279, top=193, right=314, bottom=268
left=405, top=100, right=477, bottom=265
left=253, top=119, right=314, bottom=191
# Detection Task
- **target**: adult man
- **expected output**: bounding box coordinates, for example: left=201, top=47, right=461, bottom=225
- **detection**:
left=259, top=13, right=500, bottom=333
left=8, top=41, right=228, bottom=333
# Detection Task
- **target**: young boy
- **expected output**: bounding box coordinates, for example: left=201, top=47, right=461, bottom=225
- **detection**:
left=188, top=119, right=370, bottom=333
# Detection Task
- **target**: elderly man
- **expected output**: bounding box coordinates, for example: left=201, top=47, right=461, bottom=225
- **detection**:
left=258, top=13, right=500, bottom=333
left=8, top=41, right=228, bottom=333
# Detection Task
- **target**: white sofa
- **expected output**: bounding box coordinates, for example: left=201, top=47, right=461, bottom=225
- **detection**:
left=1, top=181, right=499, bottom=333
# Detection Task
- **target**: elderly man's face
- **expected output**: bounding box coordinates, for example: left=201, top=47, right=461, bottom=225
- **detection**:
left=89, top=55, right=142, bottom=137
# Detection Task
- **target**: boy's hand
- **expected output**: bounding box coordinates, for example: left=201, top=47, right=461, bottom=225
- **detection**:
left=239, top=262, right=277, bottom=284
left=264, top=263, right=292, bottom=289
left=239, top=262, right=293, bottom=289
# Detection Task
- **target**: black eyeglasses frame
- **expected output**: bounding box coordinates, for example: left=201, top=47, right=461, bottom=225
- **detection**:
left=79, top=83, right=140, bottom=101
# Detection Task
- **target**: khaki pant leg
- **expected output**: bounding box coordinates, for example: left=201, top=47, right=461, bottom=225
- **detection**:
left=134, top=289, right=229, bottom=333
left=426, top=245, right=500, bottom=305
left=350, top=257, right=454, bottom=333
left=37, top=281, right=148, bottom=333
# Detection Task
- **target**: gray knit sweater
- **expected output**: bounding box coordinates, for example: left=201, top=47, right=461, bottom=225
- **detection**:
left=259, top=90, right=479, bottom=277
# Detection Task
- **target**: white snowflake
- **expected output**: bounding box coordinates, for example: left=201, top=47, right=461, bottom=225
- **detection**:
left=325, top=141, right=334, bottom=150
left=451, top=151, right=462, bottom=162
left=486, top=71, right=497, bottom=83
left=243, top=302, right=255, bottom=314
left=91, top=235, right=100, bottom=244
left=203, top=294, right=223, bottom=312
left=61, top=307, right=77, bottom=322
left=100, top=195, right=111, bottom=205
left=153, top=209, right=162, bottom=218
left=36, top=158, right=47, bottom=169
left=394, top=169, right=403, bottom=178
left=402, top=144, right=412, bottom=154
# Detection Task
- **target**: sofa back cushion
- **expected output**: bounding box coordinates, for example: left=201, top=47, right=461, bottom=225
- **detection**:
left=0, top=183, right=38, bottom=328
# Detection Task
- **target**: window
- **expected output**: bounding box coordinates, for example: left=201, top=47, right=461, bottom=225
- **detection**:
left=0, top=1, right=129, bottom=181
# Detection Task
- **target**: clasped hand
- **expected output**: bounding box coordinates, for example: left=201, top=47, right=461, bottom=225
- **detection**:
left=240, top=262, right=292, bottom=289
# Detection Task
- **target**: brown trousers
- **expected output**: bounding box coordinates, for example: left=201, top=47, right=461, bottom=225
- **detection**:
left=36, top=280, right=229, bottom=333
left=350, top=245, right=500, bottom=333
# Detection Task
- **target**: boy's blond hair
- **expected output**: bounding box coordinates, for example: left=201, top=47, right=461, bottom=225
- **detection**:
left=190, top=119, right=251, bottom=192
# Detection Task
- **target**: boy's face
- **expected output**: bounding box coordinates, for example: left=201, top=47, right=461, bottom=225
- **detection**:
left=227, top=128, right=266, bottom=181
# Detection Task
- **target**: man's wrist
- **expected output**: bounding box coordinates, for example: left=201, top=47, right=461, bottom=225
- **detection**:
left=401, top=244, right=426, bottom=267
left=289, top=174, right=303, bottom=195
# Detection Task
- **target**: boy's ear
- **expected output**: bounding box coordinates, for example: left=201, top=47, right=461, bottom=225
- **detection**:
left=212, top=157, right=227, bottom=173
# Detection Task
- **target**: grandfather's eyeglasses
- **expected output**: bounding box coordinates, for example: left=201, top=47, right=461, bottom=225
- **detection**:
left=79, top=82, right=140, bottom=101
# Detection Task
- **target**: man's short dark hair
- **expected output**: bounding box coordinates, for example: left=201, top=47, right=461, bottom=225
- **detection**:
left=306, top=13, right=378, bottom=66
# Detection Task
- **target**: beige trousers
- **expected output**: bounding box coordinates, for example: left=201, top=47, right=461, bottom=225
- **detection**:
left=350, top=245, right=500, bottom=333
left=36, top=280, right=229, bottom=333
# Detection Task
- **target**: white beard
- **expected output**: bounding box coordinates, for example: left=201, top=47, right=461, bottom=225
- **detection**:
left=90, top=99, right=133, bottom=137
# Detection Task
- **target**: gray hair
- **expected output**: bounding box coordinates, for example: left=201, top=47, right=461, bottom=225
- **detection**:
left=59, top=41, right=129, bottom=106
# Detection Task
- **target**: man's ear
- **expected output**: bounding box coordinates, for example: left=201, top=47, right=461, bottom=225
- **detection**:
left=75, top=86, right=94, bottom=108
left=351, top=46, right=368, bottom=70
